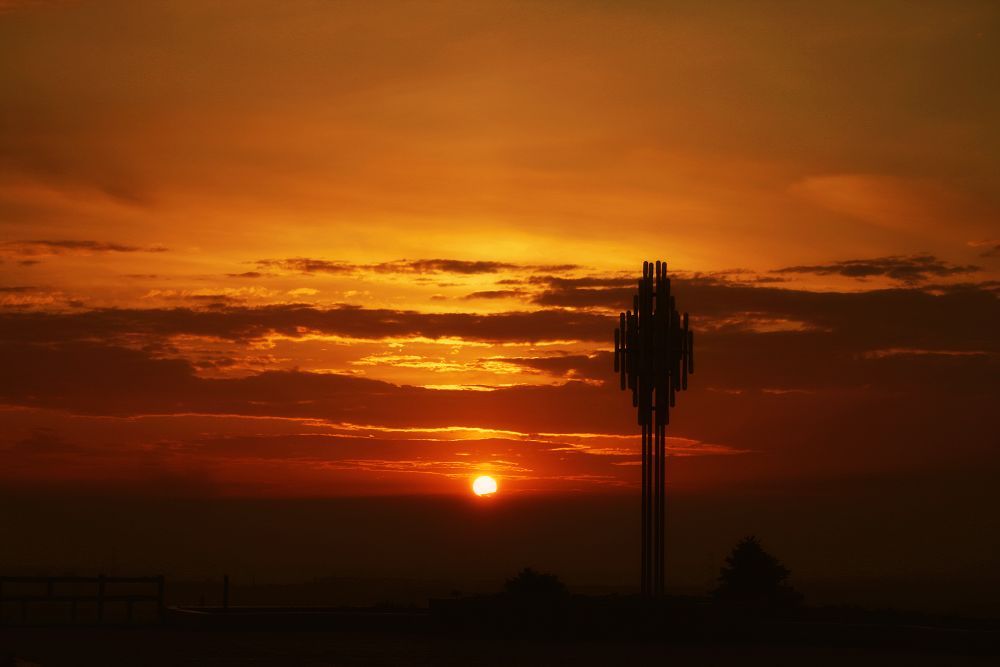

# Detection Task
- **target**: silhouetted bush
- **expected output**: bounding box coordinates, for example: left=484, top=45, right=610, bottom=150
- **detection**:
left=503, top=567, right=568, bottom=596
left=713, top=535, right=802, bottom=609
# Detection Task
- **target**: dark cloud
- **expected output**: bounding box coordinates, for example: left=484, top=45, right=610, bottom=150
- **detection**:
left=0, top=305, right=612, bottom=344
left=1, top=240, right=169, bottom=256
left=530, top=275, right=635, bottom=289
left=966, top=240, right=1000, bottom=259
left=0, top=339, right=994, bottom=485
left=2, top=276, right=998, bottom=357
left=0, top=340, right=621, bottom=432
left=255, top=258, right=579, bottom=276
left=0, top=286, right=35, bottom=292
left=255, top=258, right=354, bottom=274
left=532, top=284, right=632, bottom=309
left=530, top=275, right=999, bottom=350
left=0, top=272, right=996, bottom=453
left=772, top=254, right=980, bottom=284
left=0, top=265, right=995, bottom=487
left=504, top=353, right=611, bottom=380
left=922, top=280, right=1000, bottom=295
left=463, top=290, right=524, bottom=299
left=373, top=259, right=518, bottom=274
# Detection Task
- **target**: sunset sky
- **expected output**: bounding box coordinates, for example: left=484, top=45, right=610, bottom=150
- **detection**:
left=1, top=0, right=997, bottom=512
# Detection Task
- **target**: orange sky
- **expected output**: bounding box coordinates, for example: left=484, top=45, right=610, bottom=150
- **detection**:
left=0, top=0, right=997, bottom=497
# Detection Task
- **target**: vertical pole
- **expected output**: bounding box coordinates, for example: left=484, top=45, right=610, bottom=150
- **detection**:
left=647, top=265, right=655, bottom=597
left=97, top=574, right=105, bottom=624
left=640, top=421, right=648, bottom=595
left=652, top=419, right=659, bottom=597
left=157, top=575, right=165, bottom=624
left=659, top=421, right=666, bottom=596
left=650, top=262, right=657, bottom=598
left=653, top=426, right=663, bottom=596
left=648, top=422, right=653, bottom=596
left=618, top=313, right=626, bottom=390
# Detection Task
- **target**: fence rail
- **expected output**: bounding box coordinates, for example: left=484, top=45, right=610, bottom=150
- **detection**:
left=0, top=574, right=165, bottom=626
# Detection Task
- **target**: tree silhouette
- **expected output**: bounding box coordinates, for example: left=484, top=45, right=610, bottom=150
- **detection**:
left=713, top=536, right=802, bottom=607
left=503, top=567, right=567, bottom=596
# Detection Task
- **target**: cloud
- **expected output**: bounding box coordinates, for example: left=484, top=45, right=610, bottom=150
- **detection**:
left=227, top=271, right=269, bottom=278
left=772, top=254, right=980, bottom=284
left=504, top=353, right=611, bottom=380
left=0, top=335, right=994, bottom=493
left=0, top=273, right=995, bottom=491
left=1, top=240, right=169, bottom=257
left=0, top=340, right=628, bottom=433
left=2, top=276, right=998, bottom=356
left=8, top=428, right=78, bottom=454
left=255, top=258, right=580, bottom=277
left=530, top=275, right=1000, bottom=354
left=0, top=409, right=744, bottom=496
left=373, top=259, right=519, bottom=274
left=0, top=285, right=65, bottom=307
left=463, top=290, right=524, bottom=299
left=0, top=304, right=612, bottom=344
left=255, top=258, right=354, bottom=274
left=967, top=239, right=1000, bottom=259
left=789, top=174, right=996, bottom=237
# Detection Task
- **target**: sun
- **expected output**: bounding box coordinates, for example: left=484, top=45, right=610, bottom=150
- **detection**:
left=472, top=475, right=498, bottom=496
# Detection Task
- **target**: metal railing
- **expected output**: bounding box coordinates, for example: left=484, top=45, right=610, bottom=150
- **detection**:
left=0, top=575, right=165, bottom=625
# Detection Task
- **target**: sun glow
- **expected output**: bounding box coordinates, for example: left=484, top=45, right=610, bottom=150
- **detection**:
left=472, top=475, right=498, bottom=496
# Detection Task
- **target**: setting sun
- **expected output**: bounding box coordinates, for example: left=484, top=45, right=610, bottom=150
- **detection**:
left=472, top=476, right=498, bottom=496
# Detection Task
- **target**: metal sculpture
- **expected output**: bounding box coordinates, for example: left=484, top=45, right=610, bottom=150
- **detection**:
left=613, top=260, right=694, bottom=597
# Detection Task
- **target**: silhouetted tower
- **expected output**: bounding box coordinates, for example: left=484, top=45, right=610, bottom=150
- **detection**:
left=613, top=261, right=694, bottom=597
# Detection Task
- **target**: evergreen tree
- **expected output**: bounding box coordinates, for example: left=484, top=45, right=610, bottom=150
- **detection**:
left=503, top=567, right=567, bottom=596
left=714, top=535, right=802, bottom=607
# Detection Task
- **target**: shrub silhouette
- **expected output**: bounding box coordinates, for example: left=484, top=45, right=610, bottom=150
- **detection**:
left=503, top=567, right=568, bottom=596
left=713, top=535, right=802, bottom=608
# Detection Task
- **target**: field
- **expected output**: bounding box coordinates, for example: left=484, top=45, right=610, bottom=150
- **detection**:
left=3, top=627, right=998, bottom=667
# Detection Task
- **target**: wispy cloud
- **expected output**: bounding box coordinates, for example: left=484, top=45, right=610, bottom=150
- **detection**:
left=2, top=240, right=169, bottom=257
left=254, top=258, right=579, bottom=276
left=968, top=239, right=1000, bottom=259
left=773, top=254, right=979, bottom=285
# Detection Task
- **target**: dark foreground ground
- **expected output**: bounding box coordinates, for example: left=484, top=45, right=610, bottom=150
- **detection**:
left=2, top=627, right=999, bottom=667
